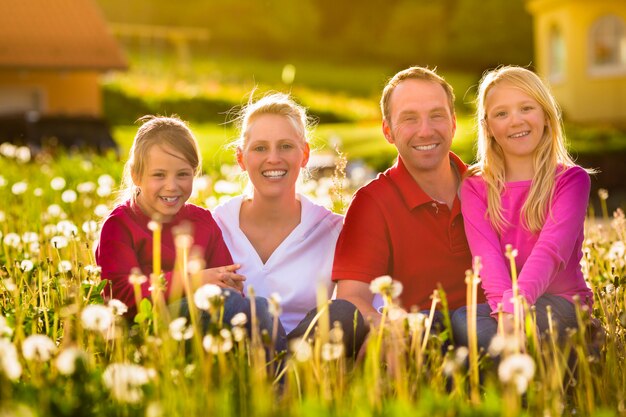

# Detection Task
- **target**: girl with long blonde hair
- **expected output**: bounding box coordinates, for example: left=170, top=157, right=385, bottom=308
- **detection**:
left=451, top=66, right=593, bottom=350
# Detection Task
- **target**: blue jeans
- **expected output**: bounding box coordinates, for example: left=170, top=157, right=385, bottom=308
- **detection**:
left=451, top=294, right=579, bottom=352
left=172, top=290, right=287, bottom=352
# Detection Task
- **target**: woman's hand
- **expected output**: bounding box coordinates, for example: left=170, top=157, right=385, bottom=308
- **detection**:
left=199, top=264, right=245, bottom=292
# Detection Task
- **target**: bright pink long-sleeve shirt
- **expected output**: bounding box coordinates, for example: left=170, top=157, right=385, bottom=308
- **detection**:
left=460, top=165, right=593, bottom=315
left=96, top=200, right=233, bottom=314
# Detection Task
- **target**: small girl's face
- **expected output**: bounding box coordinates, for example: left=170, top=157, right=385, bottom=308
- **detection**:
left=237, top=114, right=309, bottom=199
left=485, top=82, right=547, bottom=165
left=133, top=144, right=194, bottom=222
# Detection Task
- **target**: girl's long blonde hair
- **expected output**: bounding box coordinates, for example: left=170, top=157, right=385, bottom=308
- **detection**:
left=471, top=66, right=577, bottom=234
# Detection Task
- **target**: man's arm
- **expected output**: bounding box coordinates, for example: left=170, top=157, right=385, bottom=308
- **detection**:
left=336, top=279, right=381, bottom=328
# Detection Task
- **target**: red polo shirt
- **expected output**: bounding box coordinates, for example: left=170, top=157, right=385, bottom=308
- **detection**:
left=332, top=153, right=472, bottom=310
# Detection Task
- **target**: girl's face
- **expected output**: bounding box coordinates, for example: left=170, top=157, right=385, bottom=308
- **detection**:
left=485, top=82, right=547, bottom=167
left=133, top=144, right=194, bottom=222
left=237, top=114, right=309, bottom=200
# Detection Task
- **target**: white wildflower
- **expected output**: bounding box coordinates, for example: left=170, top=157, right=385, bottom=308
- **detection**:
left=0, top=316, right=14, bottom=338
left=498, top=353, right=536, bottom=394
left=57, top=220, right=78, bottom=238
left=290, top=338, right=313, bottom=362
left=321, top=342, right=344, bottom=361
left=21, top=232, right=38, bottom=244
left=81, top=305, right=114, bottom=332
left=61, top=189, right=78, bottom=203
left=169, top=317, right=194, bottom=341
left=15, top=146, right=31, bottom=163
left=193, top=284, right=222, bottom=311
left=58, top=260, right=72, bottom=273
left=50, top=235, right=68, bottom=249
left=55, top=347, right=85, bottom=376
left=82, top=220, right=99, bottom=236
left=22, top=334, right=57, bottom=362
left=77, top=181, right=96, bottom=194
left=0, top=339, right=22, bottom=380
left=108, top=299, right=128, bottom=316
left=230, top=312, right=247, bottom=327
left=3, top=233, right=21, bottom=248
left=19, top=259, right=34, bottom=272
left=369, top=275, right=403, bottom=299
left=50, top=177, right=66, bottom=190
left=47, top=204, right=63, bottom=218
left=268, top=292, right=282, bottom=316
left=11, top=181, right=28, bottom=195
left=102, top=363, right=153, bottom=404
left=94, top=204, right=110, bottom=217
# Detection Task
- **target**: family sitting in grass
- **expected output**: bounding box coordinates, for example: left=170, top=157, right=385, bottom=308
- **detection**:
left=96, top=64, right=593, bottom=358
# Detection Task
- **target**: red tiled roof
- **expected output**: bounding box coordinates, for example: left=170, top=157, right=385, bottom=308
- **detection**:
left=0, top=0, right=127, bottom=70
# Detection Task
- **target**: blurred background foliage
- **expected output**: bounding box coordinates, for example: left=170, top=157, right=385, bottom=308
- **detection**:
left=96, top=0, right=533, bottom=71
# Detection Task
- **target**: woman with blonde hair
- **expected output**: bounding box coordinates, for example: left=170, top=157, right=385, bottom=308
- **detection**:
left=213, top=92, right=363, bottom=351
left=451, top=66, right=593, bottom=350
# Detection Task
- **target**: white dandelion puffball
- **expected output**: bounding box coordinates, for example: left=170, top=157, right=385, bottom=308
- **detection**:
left=193, top=284, right=222, bottom=311
left=0, top=339, right=22, bottom=380
left=55, top=347, right=85, bottom=376
left=102, top=363, right=153, bottom=404
left=11, top=181, right=28, bottom=195
left=61, top=189, right=78, bottom=203
left=169, top=317, right=194, bottom=341
left=81, top=305, right=114, bottom=332
left=22, top=334, right=57, bottom=362
left=108, top=299, right=128, bottom=316
left=50, top=177, right=66, bottom=190
left=498, top=353, right=536, bottom=394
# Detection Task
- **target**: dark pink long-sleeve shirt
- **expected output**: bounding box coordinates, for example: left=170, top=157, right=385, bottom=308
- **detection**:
left=96, top=200, right=233, bottom=314
left=460, top=165, right=593, bottom=315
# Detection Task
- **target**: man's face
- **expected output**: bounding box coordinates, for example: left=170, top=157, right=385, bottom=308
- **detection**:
left=382, top=79, right=456, bottom=176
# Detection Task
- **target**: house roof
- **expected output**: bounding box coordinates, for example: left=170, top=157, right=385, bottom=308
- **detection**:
left=0, top=0, right=127, bottom=70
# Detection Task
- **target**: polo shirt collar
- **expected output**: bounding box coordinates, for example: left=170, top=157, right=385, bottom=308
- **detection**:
left=388, top=152, right=467, bottom=210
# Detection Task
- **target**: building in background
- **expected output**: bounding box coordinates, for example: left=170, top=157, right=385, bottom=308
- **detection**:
left=527, top=0, right=626, bottom=126
left=0, top=0, right=127, bottom=151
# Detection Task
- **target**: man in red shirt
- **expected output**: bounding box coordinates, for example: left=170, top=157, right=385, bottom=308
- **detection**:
left=332, top=66, right=472, bottom=336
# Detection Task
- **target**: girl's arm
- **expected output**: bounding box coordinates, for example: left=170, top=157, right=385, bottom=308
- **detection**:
left=460, top=178, right=513, bottom=314
left=509, top=166, right=590, bottom=310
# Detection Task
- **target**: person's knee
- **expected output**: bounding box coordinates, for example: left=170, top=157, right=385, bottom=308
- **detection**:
left=450, top=307, right=470, bottom=344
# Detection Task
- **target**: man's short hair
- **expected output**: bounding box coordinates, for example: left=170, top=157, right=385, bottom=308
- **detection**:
left=380, top=66, right=456, bottom=123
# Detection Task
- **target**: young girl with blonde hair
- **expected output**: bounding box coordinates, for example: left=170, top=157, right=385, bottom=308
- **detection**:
left=97, top=116, right=282, bottom=346
left=451, top=66, right=593, bottom=350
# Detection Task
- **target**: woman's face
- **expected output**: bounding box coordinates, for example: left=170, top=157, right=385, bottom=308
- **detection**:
left=484, top=82, right=547, bottom=166
left=237, top=114, right=309, bottom=199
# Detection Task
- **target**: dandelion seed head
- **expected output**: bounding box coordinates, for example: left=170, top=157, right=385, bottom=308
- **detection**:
left=57, top=220, right=78, bottom=238
left=61, top=189, right=78, bottom=203
left=3, top=233, right=21, bottom=248
left=77, top=181, right=96, bottom=194
left=55, top=347, right=85, bottom=376
left=11, top=181, right=28, bottom=195
left=169, top=317, right=193, bottom=341
left=230, top=312, right=247, bottom=327
left=321, top=342, right=343, bottom=361
left=20, top=259, right=34, bottom=272
left=108, top=299, right=128, bottom=316
left=290, top=338, right=312, bottom=362
left=232, top=326, right=246, bottom=342
left=50, top=177, right=66, bottom=190
left=82, top=220, right=99, bottom=235
left=0, top=339, right=22, bottom=380
left=498, top=353, right=536, bottom=394
left=102, top=363, right=153, bottom=404
left=33, top=187, right=43, bottom=196
left=193, top=284, right=222, bottom=311
left=0, top=175, right=6, bottom=187
left=0, top=316, right=14, bottom=338
left=128, top=269, right=148, bottom=286
left=22, top=334, right=57, bottom=362
left=98, top=174, right=115, bottom=188
left=58, top=260, right=72, bottom=273
left=407, top=312, right=427, bottom=333
left=15, top=146, right=31, bottom=163
left=598, top=188, right=609, bottom=200
left=2, top=278, right=17, bottom=292
left=81, top=305, right=113, bottom=332
left=94, top=204, right=110, bottom=217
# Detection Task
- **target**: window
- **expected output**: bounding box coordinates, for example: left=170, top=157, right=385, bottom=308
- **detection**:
left=549, top=25, right=565, bottom=82
left=589, top=14, right=626, bottom=75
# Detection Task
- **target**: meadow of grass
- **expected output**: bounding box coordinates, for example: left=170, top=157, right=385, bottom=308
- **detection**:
left=0, top=143, right=625, bottom=417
